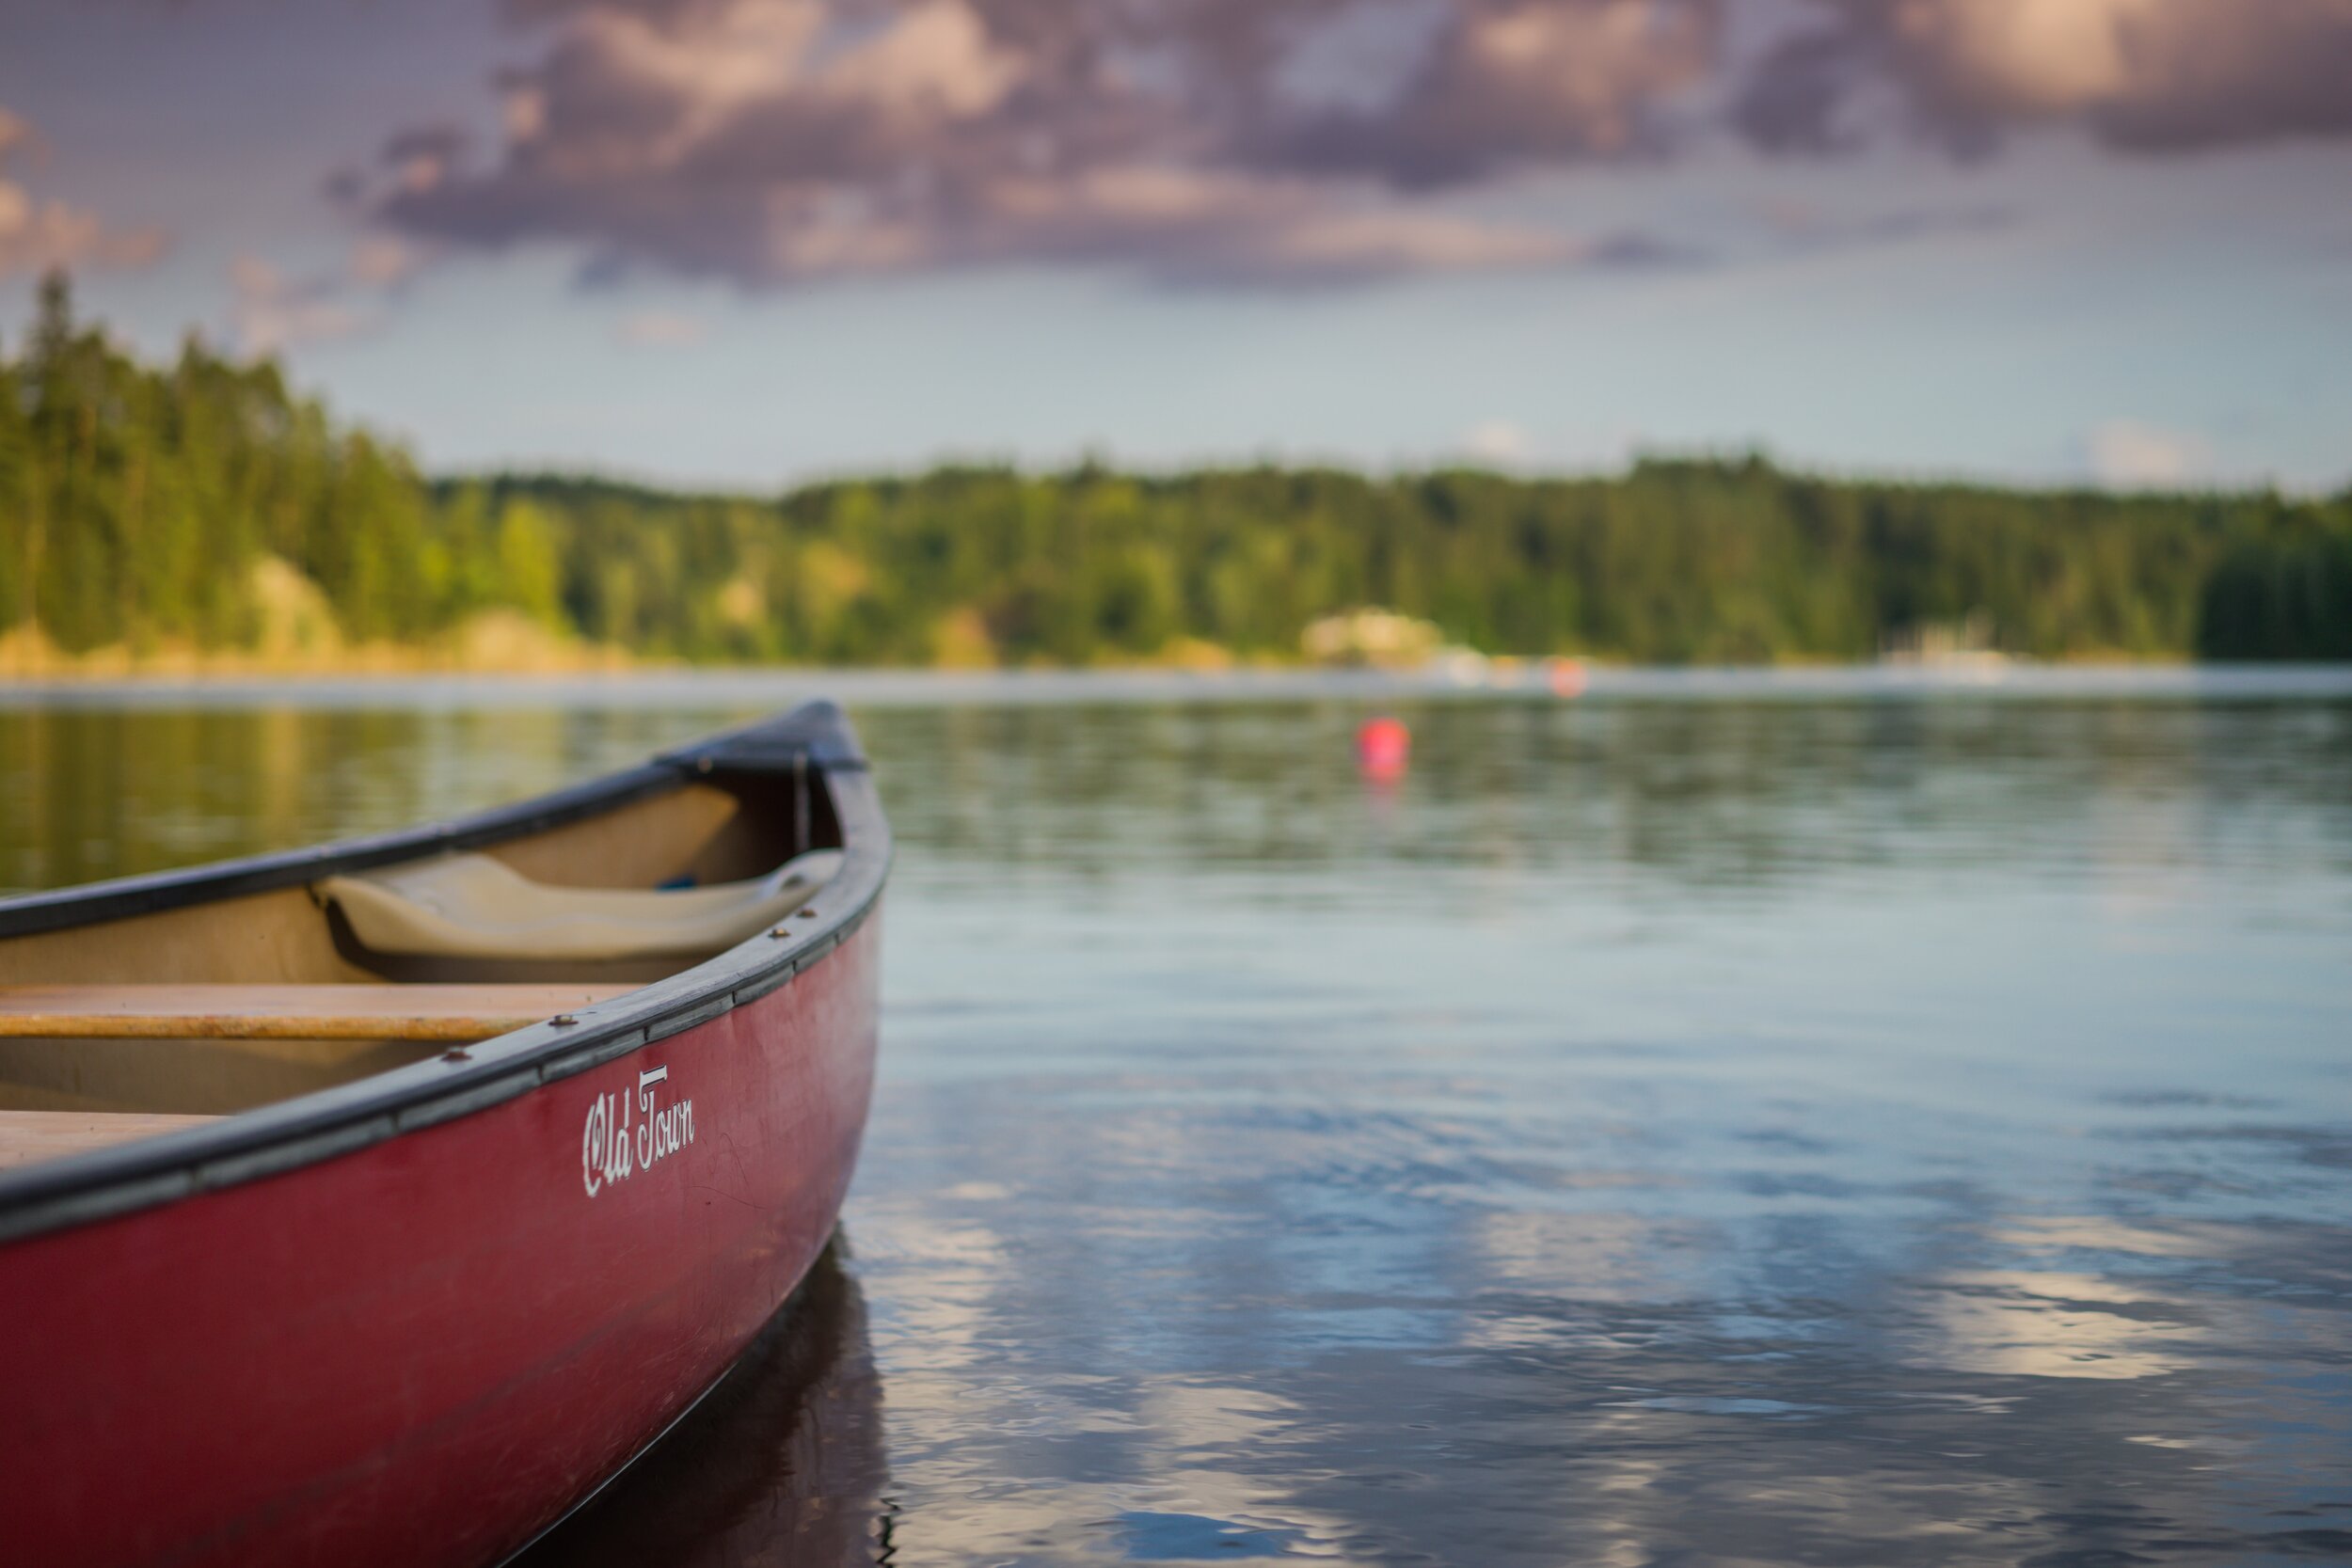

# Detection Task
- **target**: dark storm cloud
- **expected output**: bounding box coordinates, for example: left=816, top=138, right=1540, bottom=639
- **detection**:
left=368, top=0, right=2352, bottom=287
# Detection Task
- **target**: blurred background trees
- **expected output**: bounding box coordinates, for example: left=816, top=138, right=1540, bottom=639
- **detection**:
left=4, top=275, right=2347, bottom=668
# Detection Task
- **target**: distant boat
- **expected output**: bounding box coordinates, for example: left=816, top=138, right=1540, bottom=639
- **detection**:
left=0, top=702, right=888, bottom=1568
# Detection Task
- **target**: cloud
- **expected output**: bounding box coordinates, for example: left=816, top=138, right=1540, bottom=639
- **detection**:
left=230, top=256, right=370, bottom=353
left=381, top=124, right=472, bottom=196
left=0, top=106, right=168, bottom=279
left=2088, top=418, right=2212, bottom=489
left=363, top=0, right=2352, bottom=290
left=228, top=237, right=426, bottom=354
left=370, top=0, right=1705, bottom=286
left=1755, top=195, right=2015, bottom=251
left=1740, top=0, right=2352, bottom=156
left=350, top=236, right=425, bottom=289
left=615, top=308, right=708, bottom=346
left=1463, top=419, right=1533, bottom=463
left=1244, top=0, right=1722, bottom=187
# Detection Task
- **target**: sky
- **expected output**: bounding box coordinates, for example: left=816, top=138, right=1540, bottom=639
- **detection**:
left=1, top=0, right=2347, bottom=493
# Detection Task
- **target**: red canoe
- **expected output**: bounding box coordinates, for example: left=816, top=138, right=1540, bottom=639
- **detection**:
left=0, top=702, right=889, bottom=1568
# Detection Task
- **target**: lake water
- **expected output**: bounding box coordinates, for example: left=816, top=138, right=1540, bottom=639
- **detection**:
left=5, top=671, right=2350, bottom=1567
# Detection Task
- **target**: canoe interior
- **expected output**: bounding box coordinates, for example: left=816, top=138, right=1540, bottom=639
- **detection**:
left=0, top=764, right=841, bottom=1138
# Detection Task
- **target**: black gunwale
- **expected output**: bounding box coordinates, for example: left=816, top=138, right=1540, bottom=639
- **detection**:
left=0, top=700, right=891, bottom=1244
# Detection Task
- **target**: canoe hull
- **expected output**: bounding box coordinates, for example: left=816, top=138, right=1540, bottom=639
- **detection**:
left=0, top=911, right=881, bottom=1568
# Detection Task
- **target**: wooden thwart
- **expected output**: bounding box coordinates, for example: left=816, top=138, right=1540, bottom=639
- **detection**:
left=0, top=1110, right=221, bottom=1170
left=0, top=985, right=631, bottom=1043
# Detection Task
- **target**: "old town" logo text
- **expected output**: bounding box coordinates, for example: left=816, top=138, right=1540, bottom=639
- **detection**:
left=582, top=1065, right=695, bottom=1196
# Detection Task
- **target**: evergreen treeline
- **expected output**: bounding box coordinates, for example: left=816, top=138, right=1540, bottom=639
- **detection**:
left=6, top=273, right=2348, bottom=666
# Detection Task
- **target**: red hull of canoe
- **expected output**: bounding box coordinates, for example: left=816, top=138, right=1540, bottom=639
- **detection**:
left=0, top=914, right=881, bottom=1568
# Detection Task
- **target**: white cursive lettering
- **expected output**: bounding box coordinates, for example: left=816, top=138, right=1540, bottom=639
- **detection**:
left=580, top=1064, right=694, bottom=1197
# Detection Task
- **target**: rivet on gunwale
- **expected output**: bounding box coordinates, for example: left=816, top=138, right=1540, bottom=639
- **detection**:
left=770, top=925, right=793, bottom=939
left=441, top=1048, right=470, bottom=1063
left=797, top=908, right=818, bottom=918
left=550, top=1013, right=580, bottom=1026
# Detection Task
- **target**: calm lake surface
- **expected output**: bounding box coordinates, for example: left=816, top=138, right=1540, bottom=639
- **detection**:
left=5, top=671, right=2350, bottom=1566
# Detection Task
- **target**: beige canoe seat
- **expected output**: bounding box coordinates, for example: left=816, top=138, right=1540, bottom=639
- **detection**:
left=315, top=848, right=843, bottom=962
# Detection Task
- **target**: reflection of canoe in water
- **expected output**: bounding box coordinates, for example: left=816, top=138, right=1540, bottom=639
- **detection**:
left=0, top=703, right=888, bottom=1568
left=520, top=1238, right=891, bottom=1568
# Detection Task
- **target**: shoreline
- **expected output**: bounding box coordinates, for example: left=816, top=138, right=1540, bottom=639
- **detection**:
left=2, top=661, right=2348, bottom=710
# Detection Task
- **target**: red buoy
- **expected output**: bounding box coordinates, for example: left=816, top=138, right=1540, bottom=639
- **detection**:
left=1356, top=716, right=1410, bottom=781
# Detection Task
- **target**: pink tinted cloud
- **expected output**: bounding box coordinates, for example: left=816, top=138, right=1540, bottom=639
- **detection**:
left=1740, top=0, right=2352, bottom=155
left=0, top=107, right=168, bottom=279
left=369, top=0, right=2352, bottom=288
left=373, top=0, right=1705, bottom=285
left=227, top=238, right=428, bottom=354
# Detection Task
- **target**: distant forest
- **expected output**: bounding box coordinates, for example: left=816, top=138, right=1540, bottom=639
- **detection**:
left=5, top=273, right=2348, bottom=667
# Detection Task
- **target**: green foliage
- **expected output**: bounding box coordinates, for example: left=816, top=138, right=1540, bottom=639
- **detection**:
left=2196, top=499, right=2352, bottom=660
left=4, top=273, right=2348, bottom=666
left=491, top=499, right=565, bottom=626
left=2, top=273, right=439, bottom=654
